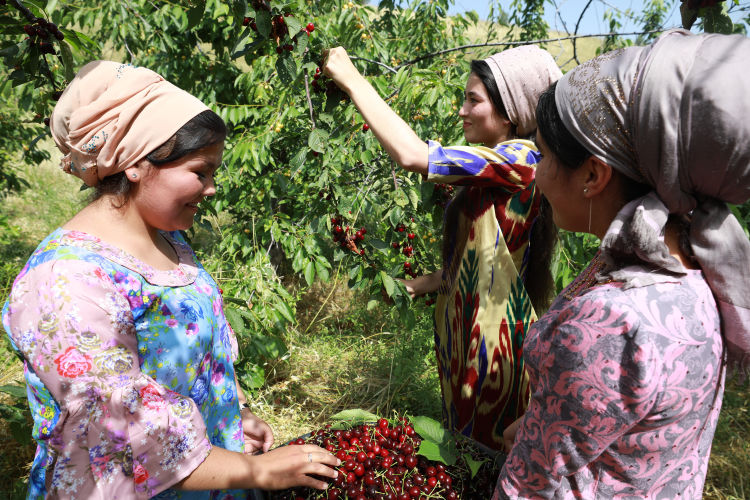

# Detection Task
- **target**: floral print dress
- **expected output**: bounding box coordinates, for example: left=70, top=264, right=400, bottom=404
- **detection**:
left=494, top=256, right=725, bottom=499
left=2, top=228, right=248, bottom=499
left=426, top=139, right=541, bottom=450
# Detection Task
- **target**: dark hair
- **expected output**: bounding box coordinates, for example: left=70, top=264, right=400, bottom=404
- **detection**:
left=469, top=60, right=517, bottom=138
left=92, top=109, right=227, bottom=204
left=536, top=82, right=650, bottom=202
left=440, top=62, right=557, bottom=313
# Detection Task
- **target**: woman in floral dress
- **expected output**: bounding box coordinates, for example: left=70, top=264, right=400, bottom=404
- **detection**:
left=323, top=46, right=562, bottom=450
left=2, top=61, right=339, bottom=499
left=495, top=30, right=750, bottom=499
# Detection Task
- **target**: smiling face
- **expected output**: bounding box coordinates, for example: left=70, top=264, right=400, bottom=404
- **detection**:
left=130, top=141, right=224, bottom=232
left=459, top=73, right=512, bottom=147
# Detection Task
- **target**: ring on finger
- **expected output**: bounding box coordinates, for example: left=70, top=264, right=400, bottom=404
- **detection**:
left=308, top=452, right=313, bottom=463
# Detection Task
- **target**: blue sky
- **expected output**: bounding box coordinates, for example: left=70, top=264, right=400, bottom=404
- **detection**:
left=444, top=0, right=746, bottom=35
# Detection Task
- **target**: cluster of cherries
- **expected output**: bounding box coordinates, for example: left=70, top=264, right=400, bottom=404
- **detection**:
left=392, top=224, right=417, bottom=277
left=331, top=216, right=367, bottom=256
left=274, top=418, right=461, bottom=500
left=242, top=11, right=315, bottom=54
left=433, top=184, right=455, bottom=208
left=21, top=16, right=63, bottom=56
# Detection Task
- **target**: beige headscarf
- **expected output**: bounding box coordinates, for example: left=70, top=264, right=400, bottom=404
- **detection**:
left=50, top=61, right=209, bottom=186
left=484, top=45, right=563, bottom=137
left=555, top=30, right=750, bottom=374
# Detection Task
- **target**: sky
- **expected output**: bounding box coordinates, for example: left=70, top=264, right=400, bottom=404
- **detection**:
left=445, top=0, right=747, bottom=35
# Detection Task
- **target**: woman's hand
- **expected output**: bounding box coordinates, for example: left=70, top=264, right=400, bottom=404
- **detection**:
left=240, top=407, right=274, bottom=453
left=398, top=270, right=442, bottom=299
left=503, top=416, right=524, bottom=453
left=320, top=46, right=429, bottom=173
left=322, top=47, right=363, bottom=92
left=248, top=443, right=341, bottom=490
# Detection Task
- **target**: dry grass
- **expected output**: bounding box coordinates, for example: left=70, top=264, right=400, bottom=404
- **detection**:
left=249, top=278, right=441, bottom=445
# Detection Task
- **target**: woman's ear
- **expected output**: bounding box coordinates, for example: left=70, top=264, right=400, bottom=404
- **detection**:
left=581, top=156, right=613, bottom=198
left=124, top=159, right=151, bottom=183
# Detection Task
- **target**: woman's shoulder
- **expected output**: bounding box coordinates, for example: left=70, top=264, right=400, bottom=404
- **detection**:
left=552, top=270, right=717, bottom=335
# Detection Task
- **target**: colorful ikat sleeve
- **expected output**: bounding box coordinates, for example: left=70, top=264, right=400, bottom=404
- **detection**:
left=426, top=139, right=539, bottom=191
left=3, top=258, right=212, bottom=499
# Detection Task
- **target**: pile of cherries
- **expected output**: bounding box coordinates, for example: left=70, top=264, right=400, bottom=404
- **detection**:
left=270, top=417, right=476, bottom=499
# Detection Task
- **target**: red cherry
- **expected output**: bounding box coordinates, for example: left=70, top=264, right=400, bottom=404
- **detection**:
left=407, top=233, right=415, bottom=240
left=403, top=262, right=412, bottom=269
left=243, top=16, right=251, bottom=26
left=219, top=288, right=224, bottom=295
left=307, top=22, right=315, bottom=32
left=362, top=123, right=370, bottom=132
left=392, top=242, right=400, bottom=249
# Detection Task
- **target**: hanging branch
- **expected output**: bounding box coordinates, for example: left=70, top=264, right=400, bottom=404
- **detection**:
left=573, top=0, right=595, bottom=65
left=303, top=69, right=316, bottom=129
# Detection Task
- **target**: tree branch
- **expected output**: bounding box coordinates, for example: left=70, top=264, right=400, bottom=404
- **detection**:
left=393, top=29, right=666, bottom=70
left=303, top=69, right=316, bottom=129
left=351, top=55, right=398, bottom=74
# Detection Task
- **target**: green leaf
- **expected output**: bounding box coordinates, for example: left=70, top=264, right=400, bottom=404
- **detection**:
left=308, top=128, right=329, bottom=153
left=381, top=271, right=395, bottom=297
left=412, top=415, right=450, bottom=444
left=256, top=9, right=272, bottom=38
left=304, top=260, right=315, bottom=285
left=274, top=301, right=295, bottom=324
left=59, top=41, right=75, bottom=81
left=187, top=1, right=207, bottom=29
left=285, top=16, right=303, bottom=37
left=315, top=260, right=330, bottom=282
left=368, top=238, right=389, bottom=255
left=463, top=452, right=487, bottom=479
left=0, top=385, right=27, bottom=399
left=275, top=55, right=297, bottom=85
left=330, top=408, right=380, bottom=426
left=417, top=439, right=458, bottom=465
left=224, top=307, right=247, bottom=334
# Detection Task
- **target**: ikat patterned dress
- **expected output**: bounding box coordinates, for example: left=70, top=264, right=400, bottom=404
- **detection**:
left=426, top=139, right=541, bottom=450
left=2, top=228, right=248, bottom=499
left=494, top=256, right=725, bottom=499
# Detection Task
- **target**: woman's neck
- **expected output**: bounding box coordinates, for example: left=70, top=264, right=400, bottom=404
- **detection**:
left=63, top=197, right=179, bottom=270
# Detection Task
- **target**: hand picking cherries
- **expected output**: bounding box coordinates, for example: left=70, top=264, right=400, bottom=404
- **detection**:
left=267, top=416, right=502, bottom=499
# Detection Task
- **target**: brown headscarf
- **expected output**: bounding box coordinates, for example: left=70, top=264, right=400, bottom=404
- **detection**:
left=50, top=60, right=209, bottom=186
left=555, top=29, right=750, bottom=374
left=484, top=45, right=563, bottom=137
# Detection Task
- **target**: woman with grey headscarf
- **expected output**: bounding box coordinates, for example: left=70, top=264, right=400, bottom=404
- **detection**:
left=494, top=29, right=750, bottom=499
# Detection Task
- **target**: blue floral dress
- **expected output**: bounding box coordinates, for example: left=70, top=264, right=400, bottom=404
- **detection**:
left=2, top=228, right=249, bottom=499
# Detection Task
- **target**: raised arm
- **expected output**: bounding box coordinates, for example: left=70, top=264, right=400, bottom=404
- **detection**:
left=323, top=46, right=429, bottom=174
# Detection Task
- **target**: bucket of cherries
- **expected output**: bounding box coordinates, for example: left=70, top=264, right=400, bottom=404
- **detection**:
left=264, top=410, right=506, bottom=499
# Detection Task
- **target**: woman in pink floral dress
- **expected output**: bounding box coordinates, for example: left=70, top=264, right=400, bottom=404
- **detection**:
left=2, top=61, right=339, bottom=499
left=494, top=30, right=750, bottom=499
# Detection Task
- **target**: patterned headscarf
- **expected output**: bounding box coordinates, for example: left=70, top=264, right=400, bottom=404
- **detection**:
left=50, top=60, right=209, bottom=186
left=484, top=45, right=563, bottom=137
left=555, top=29, right=750, bottom=373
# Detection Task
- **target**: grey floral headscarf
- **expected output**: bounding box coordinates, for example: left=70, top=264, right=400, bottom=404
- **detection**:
left=555, top=29, right=750, bottom=374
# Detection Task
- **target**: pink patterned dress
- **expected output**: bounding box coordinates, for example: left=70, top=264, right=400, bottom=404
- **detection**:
left=427, top=139, right=541, bottom=450
left=494, top=256, right=725, bottom=499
